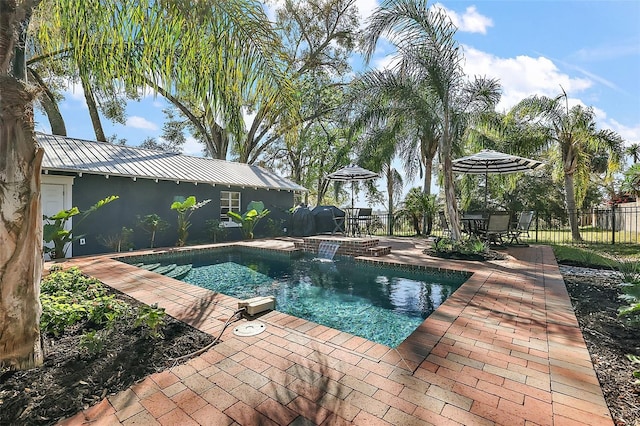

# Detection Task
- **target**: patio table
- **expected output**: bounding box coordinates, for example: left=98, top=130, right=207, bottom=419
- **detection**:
left=461, top=214, right=486, bottom=237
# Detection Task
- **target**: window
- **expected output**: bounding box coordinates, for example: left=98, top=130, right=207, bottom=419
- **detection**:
left=220, top=191, right=241, bottom=222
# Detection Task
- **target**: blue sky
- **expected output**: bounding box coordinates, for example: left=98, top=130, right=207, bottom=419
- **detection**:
left=35, top=0, right=640, bottom=166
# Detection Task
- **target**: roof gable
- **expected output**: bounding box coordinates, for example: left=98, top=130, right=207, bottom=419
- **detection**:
left=38, top=133, right=306, bottom=192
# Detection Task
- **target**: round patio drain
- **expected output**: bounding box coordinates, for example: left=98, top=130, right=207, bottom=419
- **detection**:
left=233, top=321, right=266, bottom=337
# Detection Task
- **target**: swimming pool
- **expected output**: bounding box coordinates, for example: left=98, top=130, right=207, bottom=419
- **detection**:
left=126, top=248, right=467, bottom=347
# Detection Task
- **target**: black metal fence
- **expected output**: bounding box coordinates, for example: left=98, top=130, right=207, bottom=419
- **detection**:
left=370, top=203, right=640, bottom=245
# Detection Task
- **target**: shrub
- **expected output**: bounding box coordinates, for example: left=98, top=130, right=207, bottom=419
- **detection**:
left=617, top=259, right=640, bottom=322
left=40, top=267, right=130, bottom=336
left=135, top=304, right=166, bottom=339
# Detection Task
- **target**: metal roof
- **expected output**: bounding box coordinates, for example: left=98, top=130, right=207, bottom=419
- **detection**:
left=38, top=133, right=306, bottom=192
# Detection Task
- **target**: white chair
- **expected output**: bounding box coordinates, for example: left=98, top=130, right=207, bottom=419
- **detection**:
left=508, top=211, right=534, bottom=245
left=477, top=212, right=511, bottom=245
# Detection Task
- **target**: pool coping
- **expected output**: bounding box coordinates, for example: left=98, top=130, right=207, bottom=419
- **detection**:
left=56, top=238, right=614, bottom=425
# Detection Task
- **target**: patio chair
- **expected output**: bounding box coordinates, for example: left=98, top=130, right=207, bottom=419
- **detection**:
left=508, top=210, right=534, bottom=245
left=331, top=208, right=346, bottom=235
left=476, top=212, right=511, bottom=245
left=354, top=207, right=373, bottom=237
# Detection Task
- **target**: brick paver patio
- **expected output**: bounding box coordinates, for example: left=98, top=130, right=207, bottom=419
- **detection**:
left=57, top=238, right=613, bottom=425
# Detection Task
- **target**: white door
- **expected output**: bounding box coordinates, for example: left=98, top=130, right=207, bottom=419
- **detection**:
left=42, top=183, right=69, bottom=258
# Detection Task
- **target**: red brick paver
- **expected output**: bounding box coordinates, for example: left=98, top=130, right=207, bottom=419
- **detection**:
left=56, top=239, right=613, bottom=425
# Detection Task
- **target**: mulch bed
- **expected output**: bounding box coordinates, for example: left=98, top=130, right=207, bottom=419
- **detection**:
left=562, top=265, right=640, bottom=425
left=0, top=263, right=638, bottom=425
left=0, top=290, right=214, bottom=425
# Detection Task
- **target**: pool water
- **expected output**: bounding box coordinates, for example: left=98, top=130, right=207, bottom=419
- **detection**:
left=134, top=250, right=466, bottom=347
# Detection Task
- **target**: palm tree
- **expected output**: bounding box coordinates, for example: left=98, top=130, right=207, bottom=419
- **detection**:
left=511, top=92, right=624, bottom=241
left=0, top=0, right=285, bottom=370
left=355, top=125, right=403, bottom=225
left=363, top=0, right=500, bottom=239
left=625, top=143, right=640, bottom=164
left=349, top=69, right=440, bottom=197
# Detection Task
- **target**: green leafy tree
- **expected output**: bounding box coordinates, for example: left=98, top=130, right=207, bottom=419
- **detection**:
left=43, top=196, right=119, bottom=259
left=170, top=196, right=211, bottom=247
left=1, top=0, right=280, bottom=369
left=227, top=201, right=271, bottom=239
left=511, top=91, right=624, bottom=241
left=137, top=214, right=170, bottom=248
left=236, top=0, right=361, bottom=165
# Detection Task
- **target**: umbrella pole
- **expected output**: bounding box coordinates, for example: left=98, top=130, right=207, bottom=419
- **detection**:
left=351, top=181, right=355, bottom=211
left=484, top=165, right=488, bottom=210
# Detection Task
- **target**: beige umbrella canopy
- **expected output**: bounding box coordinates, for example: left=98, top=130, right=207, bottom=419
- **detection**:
left=452, top=149, right=544, bottom=208
left=326, top=165, right=378, bottom=211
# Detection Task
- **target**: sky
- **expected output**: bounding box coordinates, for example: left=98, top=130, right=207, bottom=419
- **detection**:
left=34, top=0, right=640, bottom=186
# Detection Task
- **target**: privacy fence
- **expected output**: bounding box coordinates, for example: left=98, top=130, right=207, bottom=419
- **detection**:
left=370, top=201, right=640, bottom=245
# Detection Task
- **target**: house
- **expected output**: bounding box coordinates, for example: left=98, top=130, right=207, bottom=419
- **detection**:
left=39, top=133, right=306, bottom=257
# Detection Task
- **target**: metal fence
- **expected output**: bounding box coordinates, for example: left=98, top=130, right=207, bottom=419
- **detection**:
left=370, top=203, right=640, bottom=245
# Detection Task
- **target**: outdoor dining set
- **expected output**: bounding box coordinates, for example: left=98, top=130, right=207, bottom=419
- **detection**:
left=323, top=149, right=543, bottom=244
left=441, top=210, right=535, bottom=246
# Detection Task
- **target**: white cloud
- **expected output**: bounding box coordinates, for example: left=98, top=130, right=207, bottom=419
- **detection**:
left=373, top=52, right=400, bottom=71
left=181, top=136, right=204, bottom=156
left=462, top=45, right=593, bottom=111
left=65, top=81, right=86, bottom=102
left=570, top=40, right=640, bottom=63
left=126, top=116, right=158, bottom=131
left=604, top=119, right=640, bottom=147
left=434, top=3, right=493, bottom=34
left=355, top=0, right=379, bottom=24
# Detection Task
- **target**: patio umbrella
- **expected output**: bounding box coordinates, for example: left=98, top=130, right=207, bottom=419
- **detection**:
left=452, top=149, right=544, bottom=208
left=326, top=165, right=378, bottom=211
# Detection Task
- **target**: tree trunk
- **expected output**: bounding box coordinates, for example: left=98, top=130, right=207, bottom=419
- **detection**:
left=386, top=165, right=395, bottom=235
left=564, top=171, right=582, bottom=241
left=28, top=67, right=66, bottom=135
left=80, top=72, right=106, bottom=142
left=422, top=146, right=437, bottom=234
left=0, top=75, right=44, bottom=369
left=441, top=112, right=461, bottom=240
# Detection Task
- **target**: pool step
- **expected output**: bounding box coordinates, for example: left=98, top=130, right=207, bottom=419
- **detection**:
left=367, top=246, right=391, bottom=257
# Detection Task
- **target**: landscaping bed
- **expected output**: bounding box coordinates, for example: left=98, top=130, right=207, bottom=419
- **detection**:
left=562, top=265, right=640, bottom=425
left=0, top=272, right=214, bottom=425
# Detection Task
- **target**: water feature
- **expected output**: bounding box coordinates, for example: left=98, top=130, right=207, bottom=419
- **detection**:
left=317, top=241, right=340, bottom=260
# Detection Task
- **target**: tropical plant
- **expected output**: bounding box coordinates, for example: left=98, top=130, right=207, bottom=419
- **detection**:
left=510, top=91, right=624, bottom=241
left=43, top=195, right=119, bottom=259
left=432, top=236, right=488, bottom=259
left=227, top=201, right=271, bottom=239
left=134, top=303, right=166, bottom=339
left=2, top=0, right=287, bottom=370
left=363, top=0, right=501, bottom=240
left=397, top=188, right=437, bottom=235
left=97, top=227, right=134, bottom=253
left=205, top=219, right=228, bottom=243
left=137, top=214, right=170, bottom=248
left=170, top=196, right=211, bottom=247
